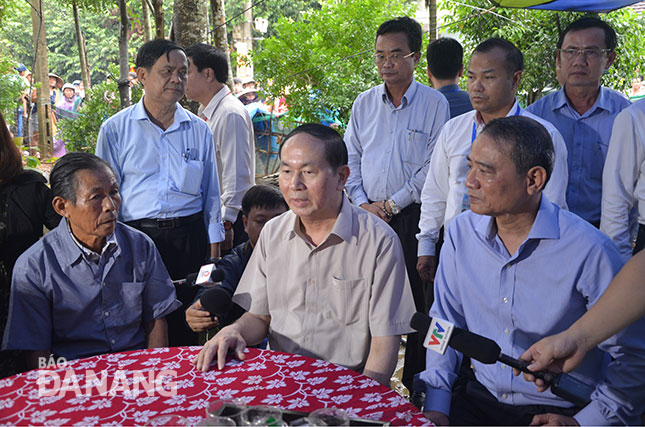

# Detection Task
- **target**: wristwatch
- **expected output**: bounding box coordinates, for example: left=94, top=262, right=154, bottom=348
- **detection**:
left=223, top=221, right=233, bottom=231
left=387, top=199, right=401, bottom=215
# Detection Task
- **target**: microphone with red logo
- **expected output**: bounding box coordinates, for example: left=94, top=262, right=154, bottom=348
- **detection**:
left=172, top=263, right=225, bottom=287
left=410, top=312, right=593, bottom=406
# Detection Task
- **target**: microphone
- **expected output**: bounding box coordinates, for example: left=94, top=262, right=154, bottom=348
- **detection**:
left=172, top=264, right=225, bottom=286
left=410, top=312, right=594, bottom=406
left=200, top=286, right=232, bottom=322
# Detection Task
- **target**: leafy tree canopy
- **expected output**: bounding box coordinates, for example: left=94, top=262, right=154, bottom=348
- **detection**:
left=253, top=0, right=417, bottom=131
left=439, top=0, right=645, bottom=103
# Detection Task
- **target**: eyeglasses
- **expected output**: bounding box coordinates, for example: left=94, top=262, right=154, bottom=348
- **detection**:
left=557, top=48, right=612, bottom=60
left=373, top=51, right=416, bottom=65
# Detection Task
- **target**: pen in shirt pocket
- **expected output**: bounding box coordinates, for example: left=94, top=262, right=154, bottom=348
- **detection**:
left=183, top=148, right=192, bottom=161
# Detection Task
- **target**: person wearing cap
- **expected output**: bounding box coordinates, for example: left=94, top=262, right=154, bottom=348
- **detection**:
left=56, top=83, right=78, bottom=113
left=48, top=73, right=64, bottom=106
left=13, top=64, right=29, bottom=138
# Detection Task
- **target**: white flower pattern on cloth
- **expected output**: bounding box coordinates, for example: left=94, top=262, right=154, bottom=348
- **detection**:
left=0, top=347, right=431, bottom=426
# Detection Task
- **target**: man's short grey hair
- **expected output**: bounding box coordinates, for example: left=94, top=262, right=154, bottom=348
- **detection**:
left=481, top=116, right=554, bottom=186
left=50, top=152, right=116, bottom=203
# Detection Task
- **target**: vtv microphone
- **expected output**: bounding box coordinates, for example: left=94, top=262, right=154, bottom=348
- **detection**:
left=172, top=263, right=226, bottom=286
left=410, top=312, right=594, bottom=407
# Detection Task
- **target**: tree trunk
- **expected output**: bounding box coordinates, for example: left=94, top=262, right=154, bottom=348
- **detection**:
left=29, top=0, right=53, bottom=158
left=427, top=0, right=437, bottom=40
left=242, top=0, right=253, bottom=76
left=73, top=0, right=91, bottom=99
left=172, top=0, right=208, bottom=48
left=151, top=0, right=164, bottom=39
left=142, top=0, right=153, bottom=42
left=210, top=0, right=233, bottom=87
left=118, top=0, right=131, bottom=109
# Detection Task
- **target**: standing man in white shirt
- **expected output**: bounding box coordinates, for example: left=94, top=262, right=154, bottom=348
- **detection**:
left=344, top=16, right=450, bottom=401
left=417, top=38, right=569, bottom=286
left=601, top=99, right=645, bottom=260
left=186, top=43, right=256, bottom=252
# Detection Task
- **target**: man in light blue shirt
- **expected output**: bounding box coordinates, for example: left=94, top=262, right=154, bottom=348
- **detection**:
left=2, top=153, right=181, bottom=370
left=526, top=17, right=630, bottom=226
left=344, top=17, right=449, bottom=397
left=96, top=39, right=224, bottom=346
left=420, top=116, right=644, bottom=426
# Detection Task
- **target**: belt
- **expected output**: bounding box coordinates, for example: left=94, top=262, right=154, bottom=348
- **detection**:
left=130, top=212, right=203, bottom=230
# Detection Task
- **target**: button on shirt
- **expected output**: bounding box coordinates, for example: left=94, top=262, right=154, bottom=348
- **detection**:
left=601, top=99, right=645, bottom=260
left=2, top=219, right=181, bottom=361
left=526, top=86, right=631, bottom=223
left=96, top=98, right=225, bottom=243
left=417, top=101, right=569, bottom=256
left=232, top=196, right=416, bottom=372
left=344, top=79, right=450, bottom=208
left=421, top=196, right=645, bottom=425
left=199, top=86, right=255, bottom=223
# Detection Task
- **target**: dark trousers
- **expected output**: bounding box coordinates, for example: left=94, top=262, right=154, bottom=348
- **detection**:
left=450, top=367, right=580, bottom=425
left=634, top=223, right=645, bottom=255
left=127, top=213, right=208, bottom=347
left=387, top=203, right=427, bottom=393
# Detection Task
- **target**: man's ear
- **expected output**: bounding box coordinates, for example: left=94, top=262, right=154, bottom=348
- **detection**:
left=337, top=165, right=351, bottom=191
left=605, top=50, right=617, bottom=70
left=526, top=166, right=547, bottom=195
left=242, top=214, right=248, bottom=234
left=52, top=196, right=70, bottom=218
left=136, top=67, right=147, bottom=85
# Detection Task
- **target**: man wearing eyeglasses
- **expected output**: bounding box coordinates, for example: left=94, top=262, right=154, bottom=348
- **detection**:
left=527, top=17, right=631, bottom=228
left=344, top=16, right=450, bottom=402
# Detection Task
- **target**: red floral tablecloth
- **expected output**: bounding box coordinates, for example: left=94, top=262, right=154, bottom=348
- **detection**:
left=0, top=346, right=431, bottom=426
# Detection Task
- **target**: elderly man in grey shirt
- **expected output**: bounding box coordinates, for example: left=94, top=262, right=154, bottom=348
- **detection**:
left=194, top=124, right=416, bottom=386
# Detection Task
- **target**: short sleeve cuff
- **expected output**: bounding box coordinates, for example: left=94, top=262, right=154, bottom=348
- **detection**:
left=152, top=299, right=182, bottom=321
left=418, top=237, right=437, bottom=257
left=423, top=387, right=452, bottom=416
left=208, top=222, right=226, bottom=243
left=573, top=400, right=610, bottom=426
left=370, top=320, right=414, bottom=337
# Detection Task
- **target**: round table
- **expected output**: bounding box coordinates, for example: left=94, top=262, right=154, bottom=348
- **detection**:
left=0, top=347, right=431, bottom=426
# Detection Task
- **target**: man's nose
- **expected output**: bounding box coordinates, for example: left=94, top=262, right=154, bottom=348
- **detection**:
left=289, top=173, right=305, bottom=190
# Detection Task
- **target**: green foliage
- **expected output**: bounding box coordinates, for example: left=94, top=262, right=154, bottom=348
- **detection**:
left=0, top=59, right=27, bottom=128
left=439, top=1, right=645, bottom=102
left=0, top=0, right=145, bottom=85
left=58, top=76, right=143, bottom=153
left=254, top=0, right=416, bottom=131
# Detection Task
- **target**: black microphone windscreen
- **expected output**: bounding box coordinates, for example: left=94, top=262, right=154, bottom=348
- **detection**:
left=209, top=269, right=225, bottom=283
left=410, top=312, right=432, bottom=335
left=449, top=328, right=501, bottom=364
left=200, top=286, right=232, bottom=318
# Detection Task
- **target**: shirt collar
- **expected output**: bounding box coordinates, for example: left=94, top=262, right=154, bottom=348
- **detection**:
left=437, top=84, right=461, bottom=94
left=380, top=78, right=418, bottom=108
left=474, top=99, right=521, bottom=126
left=553, top=85, right=616, bottom=116
left=474, top=194, right=560, bottom=243
left=132, top=97, right=192, bottom=130
left=63, top=218, right=118, bottom=265
left=198, top=85, right=231, bottom=120
left=284, top=194, right=354, bottom=246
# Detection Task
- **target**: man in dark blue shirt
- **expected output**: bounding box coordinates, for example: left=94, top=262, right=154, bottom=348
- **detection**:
left=185, top=185, right=288, bottom=331
left=427, top=37, right=473, bottom=119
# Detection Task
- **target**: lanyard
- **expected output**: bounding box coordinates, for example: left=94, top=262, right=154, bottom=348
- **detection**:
left=471, top=104, right=521, bottom=145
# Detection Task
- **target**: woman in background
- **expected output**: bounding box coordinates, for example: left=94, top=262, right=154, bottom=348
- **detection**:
left=0, top=111, right=60, bottom=378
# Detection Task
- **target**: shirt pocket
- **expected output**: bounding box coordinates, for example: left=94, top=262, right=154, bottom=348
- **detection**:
left=104, top=281, right=145, bottom=328
left=404, top=129, right=430, bottom=168
left=328, top=277, right=367, bottom=326
left=180, top=159, right=204, bottom=195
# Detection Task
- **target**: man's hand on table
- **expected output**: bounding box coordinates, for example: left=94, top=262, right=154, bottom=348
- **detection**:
left=186, top=300, right=219, bottom=332
left=424, top=410, right=449, bottom=426
left=193, top=324, right=247, bottom=371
